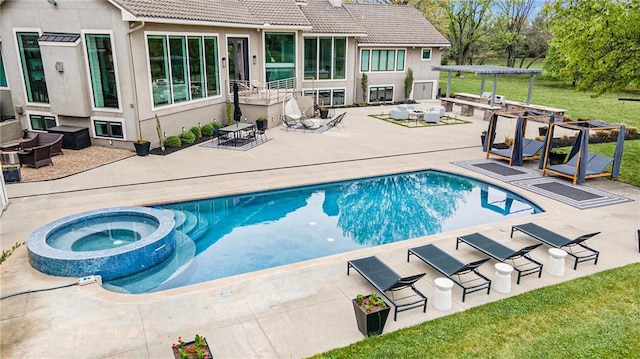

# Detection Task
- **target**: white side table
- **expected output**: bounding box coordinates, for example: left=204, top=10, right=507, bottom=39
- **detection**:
left=494, top=263, right=514, bottom=294
left=547, top=248, right=568, bottom=276
left=433, top=277, right=454, bottom=311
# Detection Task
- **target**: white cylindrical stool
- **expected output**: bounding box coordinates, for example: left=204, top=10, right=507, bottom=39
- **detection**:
left=433, top=277, right=454, bottom=311
left=494, top=263, right=514, bottom=294
left=547, top=248, right=568, bottom=276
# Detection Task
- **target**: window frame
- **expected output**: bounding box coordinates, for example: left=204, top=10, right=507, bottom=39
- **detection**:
left=27, top=111, right=58, bottom=131
left=368, top=85, right=394, bottom=104
left=92, top=117, right=126, bottom=139
left=81, top=30, right=122, bottom=112
left=421, top=48, right=432, bottom=61
left=302, top=88, right=346, bottom=107
left=302, top=36, right=347, bottom=81
left=144, top=31, right=222, bottom=110
left=14, top=28, right=50, bottom=107
left=0, top=42, right=8, bottom=89
left=359, top=48, right=406, bottom=73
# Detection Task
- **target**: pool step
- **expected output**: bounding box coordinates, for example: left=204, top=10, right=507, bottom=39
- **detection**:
left=103, top=233, right=197, bottom=294
left=167, top=209, right=210, bottom=241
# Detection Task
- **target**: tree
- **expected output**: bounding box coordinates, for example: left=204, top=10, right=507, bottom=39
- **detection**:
left=544, top=0, right=640, bottom=94
left=446, top=0, right=494, bottom=67
left=519, top=13, right=550, bottom=68
left=492, top=0, right=536, bottom=67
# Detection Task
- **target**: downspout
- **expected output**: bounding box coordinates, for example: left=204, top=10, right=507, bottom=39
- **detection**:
left=127, top=21, right=145, bottom=141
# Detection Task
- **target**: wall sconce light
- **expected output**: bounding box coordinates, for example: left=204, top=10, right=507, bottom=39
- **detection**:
left=252, top=55, right=257, bottom=65
left=163, top=132, right=167, bottom=138
left=108, top=139, right=113, bottom=146
left=198, top=122, right=202, bottom=128
left=181, top=127, right=186, bottom=132
left=47, top=0, right=57, bottom=5
left=221, top=57, right=227, bottom=68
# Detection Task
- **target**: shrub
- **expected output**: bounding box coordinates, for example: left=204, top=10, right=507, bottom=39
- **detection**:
left=164, top=136, right=182, bottom=148
left=179, top=131, right=196, bottom=145
left=201, top=123, right=214, bottom=136
left=190, top=126, right=202, bottom=139
left=626, top=126, right=638, bottom=135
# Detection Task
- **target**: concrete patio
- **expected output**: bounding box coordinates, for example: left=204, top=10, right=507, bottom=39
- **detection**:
left=1, top=102, right=638, bottom=358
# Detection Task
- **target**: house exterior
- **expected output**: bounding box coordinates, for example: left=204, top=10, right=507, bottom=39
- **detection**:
left=0, top=0, right=449, bottom=149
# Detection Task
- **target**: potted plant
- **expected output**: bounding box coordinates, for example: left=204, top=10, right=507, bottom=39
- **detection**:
left=352, top=292, right=391, bottom=337
left=256, top=117, right=268, bottom=129
left=538, top=126, right=549, bottom=137
left=2, top=165, right=21, bottom=183
left=312, top=103, right=328, bottom=119
left=172, top=334, right=212, bottom=359
left=133, top=139, right=150, bottom=156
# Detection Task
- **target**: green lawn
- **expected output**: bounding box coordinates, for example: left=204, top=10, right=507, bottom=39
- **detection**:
left=310, top=263, right=640, bottom=359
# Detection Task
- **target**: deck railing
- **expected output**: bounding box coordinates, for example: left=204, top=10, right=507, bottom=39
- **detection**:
left=228, top=77, right=297, bottom=104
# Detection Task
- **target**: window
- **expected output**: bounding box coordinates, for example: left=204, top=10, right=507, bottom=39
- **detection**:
left=29, top=114, right=56, bottom=131
left=421, top=49, right=431, bottom=60
left=85, top=34, right=119, bottom=108
left=147, top=33, right=220, bottom=107
left=303, top=88, right=346, bottom=107
left=360, top=49, right=405, bottom=72
left=303, top=37, right=346, bottom=80
left=369, top=86, right=394, bottom=103
left=17, top=32, right=49, bottom=103
left=0, top=45, right=7, bottom=87
left=94, top=119, right=123, bottom=139
left=265, top=32, right=295, bottom=82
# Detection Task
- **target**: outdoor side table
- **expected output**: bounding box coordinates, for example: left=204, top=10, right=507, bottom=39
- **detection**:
left=546, top=248, right=568, bottom=277
left=493, top=263, right=514, bottom=294
left=433, top=277, right=454, bottom=311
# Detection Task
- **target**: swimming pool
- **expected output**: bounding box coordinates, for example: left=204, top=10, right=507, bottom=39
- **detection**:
left=104, top=170, right=543, bottom=294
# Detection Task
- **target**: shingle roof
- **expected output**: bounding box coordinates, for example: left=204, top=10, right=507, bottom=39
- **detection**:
left=344, top=3, right=449, bottom=46
left=111, top=0, right=310, bottom=27
left=299, top=0, right=367, bottom=35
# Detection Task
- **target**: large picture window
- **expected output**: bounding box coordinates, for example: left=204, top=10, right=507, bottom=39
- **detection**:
left=17, top=32, right=49, bottom=103
left=147, top=33, right=220, bottom=107
left=303, top=37, right=346, bottom=80
left=265, top=32, right=295, bottom=82
left=85, top=34, right=119, bottom=108
left=360, top=49, right=405, bottom=72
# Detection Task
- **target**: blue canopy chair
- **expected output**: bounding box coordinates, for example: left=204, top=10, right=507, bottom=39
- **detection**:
left=539, top=120, right=625, bottom=185
left=484, top=111, right=552, bottom=166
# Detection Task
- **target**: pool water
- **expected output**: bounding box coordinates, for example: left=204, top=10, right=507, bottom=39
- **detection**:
left=104, top=170, right=543, bottom=294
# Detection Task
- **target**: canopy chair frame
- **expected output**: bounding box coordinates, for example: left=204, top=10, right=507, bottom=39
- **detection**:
left=539, top=120, right=625, bottom=185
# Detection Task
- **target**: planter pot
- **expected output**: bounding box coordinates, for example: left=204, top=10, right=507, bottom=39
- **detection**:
left=172, top=337, right=212, bottom=359
left=548, top=151, right=566, bottom=165
left=538, top=127, right=549, bottom=136
left=352, top=296, right=391, bottom=337
left=133, top=141, right=150, bottom=156
left=2, top=167, right=21, bottom=183
left=320, top=109, right=329, bottom=119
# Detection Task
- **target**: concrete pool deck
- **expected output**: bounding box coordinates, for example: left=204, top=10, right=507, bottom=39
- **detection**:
left=1, top=102, right=639, bottom=358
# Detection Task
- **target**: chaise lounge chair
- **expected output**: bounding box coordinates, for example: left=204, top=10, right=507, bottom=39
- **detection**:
left=510, top=222, right=601, bottom=270
left=347, top=256, right=428, bottom=321
left=456, top=233, right=543, bottom=284
left=543, top=152, right=614, bottom=185
left=407, top=244, right=491, bottom=302
left=325, top=112, right=346, bottom=130
left=488, top=138, right=544, bottom=166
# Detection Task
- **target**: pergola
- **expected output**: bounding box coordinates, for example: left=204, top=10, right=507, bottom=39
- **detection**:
left=432, top=65, right=542, bottom=106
